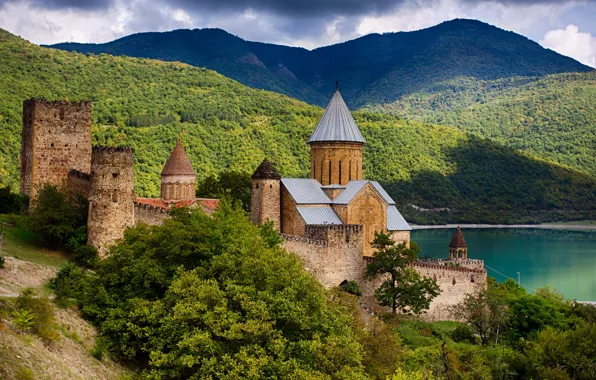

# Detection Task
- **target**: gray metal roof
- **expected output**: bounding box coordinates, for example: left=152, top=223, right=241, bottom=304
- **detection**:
left=332, top=180, right=368, bottom=205
left=281, top=178, right=331, bottom=204
left=387, top=205, right=411, bottom=231
left=308, top=90, right=366, bottom=144
left=297, top=206, right=343, bottom=225
left=371, top=181, right=395, bottom=205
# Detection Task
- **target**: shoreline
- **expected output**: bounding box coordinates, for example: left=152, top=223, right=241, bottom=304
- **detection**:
left=410, top=223, right=596, bottom=230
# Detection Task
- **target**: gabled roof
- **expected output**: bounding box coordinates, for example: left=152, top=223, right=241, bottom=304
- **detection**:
left=331, top=180, right=368, bottom=205
left=161, top=139, right=196, bottom=176
left=308, top=90, right=365, bottom=144
left=387, top=205, right=411, bottom=231
left=370, top=181, right=395, bottom=205
left=449, top=227, right=468, bottom=248
left=297, top=206, right=343, bottom=225
left=252, top=159, right=281, bottom=179
left=281, top=178, right=331, bottom=204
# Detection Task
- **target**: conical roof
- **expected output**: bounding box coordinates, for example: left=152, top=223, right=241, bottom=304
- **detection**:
left=308, top=90, right=365, bottom=144
left=161, top=139, right=196, bottom=176
left=449, top=227, right=468, bottom=248
left=252, top=159, right=281, bottom=179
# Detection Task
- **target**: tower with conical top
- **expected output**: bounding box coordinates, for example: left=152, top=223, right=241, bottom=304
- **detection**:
left=449, top=226, right=468, bottom=260
left=308, top=83, right=365, bottom=186
left=250, top=159, right=281, bottom=231
left=161, top=138, right=196, bottom=201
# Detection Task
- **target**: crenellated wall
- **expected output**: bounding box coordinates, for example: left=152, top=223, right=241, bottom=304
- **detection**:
left=134, top=202, right=169, bottom=225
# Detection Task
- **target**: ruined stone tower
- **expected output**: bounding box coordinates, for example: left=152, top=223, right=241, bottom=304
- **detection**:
left=20, top=98, right=92, bottom=204
left=160, top=139, right=196, bottom=201
left=308, top=89, right=365, bottom=186
left=250, top=159, right=281, bottom=231
left=87, top=147, right=135, bottom=257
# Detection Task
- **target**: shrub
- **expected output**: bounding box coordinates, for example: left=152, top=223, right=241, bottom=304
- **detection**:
left=450, top=324, right=476, bottom=344
left=91, top=337, right=109, bottom=361
left=15, top=288, right=59, bottom=343
left=11, top=309, right=34, bottom=331
left=49, top=263, right=85, bottom=301
left=340, top=280, right=363, bottom=297
left=73, top=244, right=98, bottom=268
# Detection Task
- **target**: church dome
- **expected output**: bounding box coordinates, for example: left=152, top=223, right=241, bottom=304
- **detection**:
left=161, top=139, right=196, bottom=176
left=308, top=89, right=365, bottom=144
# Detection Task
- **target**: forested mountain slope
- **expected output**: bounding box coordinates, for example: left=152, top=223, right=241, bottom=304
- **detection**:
left=50, top=19, right=592, bottom=108
left=2, top=29, right=596, bottom=223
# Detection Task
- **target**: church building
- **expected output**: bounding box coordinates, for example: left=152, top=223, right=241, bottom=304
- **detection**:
left=251, top=88, right=411, bottom=257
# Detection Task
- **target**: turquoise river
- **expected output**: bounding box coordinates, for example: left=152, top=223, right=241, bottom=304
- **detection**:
left=411, top=228, right=596, bottom=301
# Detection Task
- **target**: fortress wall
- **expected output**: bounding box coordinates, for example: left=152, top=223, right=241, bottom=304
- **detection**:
left=134, top=203, right=169, bottom=226
left=20, top=99, right=92, bottom=203
left=66, top=169, right=91, bottom=199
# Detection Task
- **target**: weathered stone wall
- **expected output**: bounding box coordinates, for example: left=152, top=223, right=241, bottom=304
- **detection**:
left=20, top=99, right=92, bottom=204
left=87, top=147, right=135, bottom=257
left=280, top=185, right=304, bottom=235
left=66, top=170, right=91, bottom=199
left=310, top=142, right=363, bottom=185
left=250, top=178, right=281, bottom=231
left=134, top=203, right=169, bottom=225
left=390, top=230, right=411, bottom=248
left=283, top=224, right=365, bottom=288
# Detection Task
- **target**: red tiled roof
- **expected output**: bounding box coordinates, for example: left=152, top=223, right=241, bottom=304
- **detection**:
left=449, top=226, right=468, bottom=248
left=135, top=197, right=219, bottom=212
left=161, top=139, right=196, bottom=176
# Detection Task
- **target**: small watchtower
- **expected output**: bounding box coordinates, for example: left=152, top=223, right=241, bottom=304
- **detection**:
left=449, top=226, right=468, bottom=260
left=250, top=159, right=281, bottom=231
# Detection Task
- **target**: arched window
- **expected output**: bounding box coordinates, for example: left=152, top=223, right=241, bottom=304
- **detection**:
left=182, top=185, right=186, bottom=199
left=111, top=191, right=118, bottom=203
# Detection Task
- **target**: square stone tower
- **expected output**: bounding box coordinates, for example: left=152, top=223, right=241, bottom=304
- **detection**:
left=20, top=98, right=92, bottom=203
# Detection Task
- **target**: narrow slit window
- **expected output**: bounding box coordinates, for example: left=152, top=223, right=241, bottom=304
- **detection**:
left=328, top=161, right=332, bottom=185
left=349, top=161, right=352, bottom=181
left=339, top=161, right=342, bottom=184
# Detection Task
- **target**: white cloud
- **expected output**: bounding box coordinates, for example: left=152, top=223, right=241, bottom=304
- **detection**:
left=540, top=24, right=596, bottom=67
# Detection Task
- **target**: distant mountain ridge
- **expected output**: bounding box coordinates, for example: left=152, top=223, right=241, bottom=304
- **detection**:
left=49, top=19, right=592, bottom=107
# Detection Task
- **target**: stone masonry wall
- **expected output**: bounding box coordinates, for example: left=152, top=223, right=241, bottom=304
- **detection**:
left=134, top=203, right=169, bottom=225
left=310, top=142, right=363, bottom=185
left=66, top=169, right=91, bottom=199
left=390, top=230, right=411, bottom=247
left=87, top=147, right=135, bottom=257
left=280, top=185, right=304, bottom=235
left=20, top=99, right=92, bottom=204
left=250, top=179, right=281, bottom=231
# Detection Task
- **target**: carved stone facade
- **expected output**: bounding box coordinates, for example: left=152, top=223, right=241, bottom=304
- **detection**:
left=20, top=99, right=92, bottom=204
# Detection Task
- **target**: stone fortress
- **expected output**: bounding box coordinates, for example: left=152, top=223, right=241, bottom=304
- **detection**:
left=250, top=89, right=487, bottom=318
left=19, top=98, right=218, bottom=256
left=19, top=90, right=486, bottom=319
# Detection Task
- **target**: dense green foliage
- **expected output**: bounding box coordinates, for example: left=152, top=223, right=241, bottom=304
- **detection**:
left=196, top=170, right=252, bottom=211
left=367, top=233, right=440, bottom=314
left=57, top=205, right=369, bottom=378
left=0, top=186, right=26, bottom=214
left=27, top=186, right=88, bottom=247
left=374, top=73, right=596, bottom=177
left=2, top=28, right=596, bottom=223
left=50, top=19, right=591, bottom=108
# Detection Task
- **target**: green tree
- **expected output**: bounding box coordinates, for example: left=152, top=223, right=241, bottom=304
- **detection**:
left=196, top=170, right=252, bottom=211
left=449, top=289, right=509, bottom=345
left=27, top=185, right=88, bottom=247
left=69, top=203, right=367, bottom=378
left=366, top=233, right=440, bottom=315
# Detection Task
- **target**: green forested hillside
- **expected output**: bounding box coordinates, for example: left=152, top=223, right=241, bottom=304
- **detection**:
left=1, top=29, right=596, bottom=223
left=372, top=74, right=596, bottom=177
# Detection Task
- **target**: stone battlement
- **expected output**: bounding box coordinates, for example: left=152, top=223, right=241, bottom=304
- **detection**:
left=413, top=261, right=486, bottom=274
left=92, top=146, right=134, bottom=154
left=305, top=224, right=363, bottom=241
left=134, top=202, right=169, bottom=213
left=68, top=169, right=91, bottom=181
left=23, top=98, right=92, bottom=108
left=281, top=234, right=328, bottom=247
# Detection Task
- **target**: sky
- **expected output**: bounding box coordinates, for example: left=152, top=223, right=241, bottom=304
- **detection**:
left=0, top=0, right=595, bottom=68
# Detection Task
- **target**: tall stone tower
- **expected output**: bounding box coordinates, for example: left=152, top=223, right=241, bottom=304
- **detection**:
left=308, top=88, right=365, bottom=186
left=20, top=98, right=92, bottom=204
left=449, top=226, right=468, bottom=260
left=160, top=139, right=196, bottom=201
left=250, top=159, right=281, bottom=231
left=87, top=147, right=135, bottom=257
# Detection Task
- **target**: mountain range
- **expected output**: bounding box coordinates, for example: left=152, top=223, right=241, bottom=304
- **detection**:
left=50, top=19, right=592, bottom=108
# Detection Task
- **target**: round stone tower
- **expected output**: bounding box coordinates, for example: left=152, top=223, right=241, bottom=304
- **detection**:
left=449, top=226, right=468, bottom=260
left=250, top=159, right=281, bottom=231
left=160, top=139, right=196, bottom=201
left=308, top=87, right=365, bottom=186
left=87, top=147, right=135, bottom=257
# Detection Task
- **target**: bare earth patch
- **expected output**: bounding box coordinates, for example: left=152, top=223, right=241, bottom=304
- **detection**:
left=0, top=256, right=57, bottom=295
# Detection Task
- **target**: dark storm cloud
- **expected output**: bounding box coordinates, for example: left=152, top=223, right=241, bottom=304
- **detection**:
left=0, top=0, right=113, bottom=10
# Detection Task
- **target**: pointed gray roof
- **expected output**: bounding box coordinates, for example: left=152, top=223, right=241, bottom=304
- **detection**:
left=308, top=90, right=365, bottom=144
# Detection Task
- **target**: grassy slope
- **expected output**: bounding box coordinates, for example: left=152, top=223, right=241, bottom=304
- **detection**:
left=372, top=73, right=596, bottom=177
left=1, top=29, right=596, bottom=223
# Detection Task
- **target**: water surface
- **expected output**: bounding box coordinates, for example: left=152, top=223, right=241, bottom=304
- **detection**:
left=412, top=228, right=596, bottom=301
